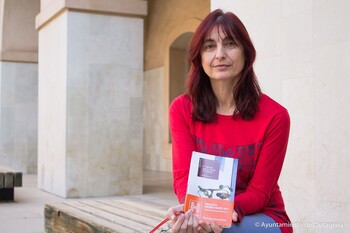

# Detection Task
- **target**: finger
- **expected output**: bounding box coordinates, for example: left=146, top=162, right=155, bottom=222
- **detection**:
left=196, top=219, right=205, bottom=233
left=166, top=206, right=176, bottom=221
left=232, top=211, right=238, bottom=222
left=196, top=226, right=203, bottom=233
left=180, top=210, right=191, bottom=233
left=167, top=204, right=184, bottom=221
left=192, top=215, right=199, bottom=233
left=187, top=212, right=193, bottom=233
left=198, top=221, right=212, bottom=232
left=171, top=213, right=186, bottom=232
left=210, top=220, right=223, bottom=233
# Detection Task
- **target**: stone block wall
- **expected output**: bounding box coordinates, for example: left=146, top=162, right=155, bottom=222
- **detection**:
left=212, top=0, right=350, bottom=231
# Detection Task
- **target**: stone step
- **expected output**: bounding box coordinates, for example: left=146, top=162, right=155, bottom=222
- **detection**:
left=45, top=198, right=172, bottom=232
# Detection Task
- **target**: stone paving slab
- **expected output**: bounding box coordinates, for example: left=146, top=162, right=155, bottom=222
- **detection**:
left=0, top=171, right=176, bottom=233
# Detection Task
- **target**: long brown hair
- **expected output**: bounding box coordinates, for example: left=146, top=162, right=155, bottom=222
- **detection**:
left=187, top=9, right=261, bottom=122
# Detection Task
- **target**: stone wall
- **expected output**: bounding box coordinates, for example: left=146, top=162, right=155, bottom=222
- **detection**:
left=0, top=0, right=39, bottom=173
left=0, top=62, right=38, bottom=173
left=212, top=0, right=350, bottom=232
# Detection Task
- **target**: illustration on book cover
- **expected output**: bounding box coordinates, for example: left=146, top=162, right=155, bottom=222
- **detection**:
left=184, top=151, right=238, bottom=227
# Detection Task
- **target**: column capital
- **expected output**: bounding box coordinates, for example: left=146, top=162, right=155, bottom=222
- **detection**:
left=36, top=0, right=147, bottom=30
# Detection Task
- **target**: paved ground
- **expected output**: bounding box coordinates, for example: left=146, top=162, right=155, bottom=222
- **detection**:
left=0, top=170, right=177, bottom=233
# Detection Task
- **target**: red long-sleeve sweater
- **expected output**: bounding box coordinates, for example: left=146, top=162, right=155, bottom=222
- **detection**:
left=169, top=94, right=292, bottom=233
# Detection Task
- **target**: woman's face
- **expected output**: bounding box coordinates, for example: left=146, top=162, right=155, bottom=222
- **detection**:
left=201, top=26, right=245, bottom=83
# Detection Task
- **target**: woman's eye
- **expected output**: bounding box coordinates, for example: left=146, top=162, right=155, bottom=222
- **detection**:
left=204, top=43, right=216, bottom=51
left=225, top=40, right=237, bottom=48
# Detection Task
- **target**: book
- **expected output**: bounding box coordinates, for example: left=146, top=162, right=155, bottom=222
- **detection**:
left=184, top=151, right=238, bottom=228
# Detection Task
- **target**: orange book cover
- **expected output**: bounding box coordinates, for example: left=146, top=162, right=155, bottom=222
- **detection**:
left=184, top=151, right=238, bottom=228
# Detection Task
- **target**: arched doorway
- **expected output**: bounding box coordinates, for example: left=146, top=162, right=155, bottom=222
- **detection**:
left=169, top=32, right=193, bottom=106
left=168, top=32, right=193, bottom=142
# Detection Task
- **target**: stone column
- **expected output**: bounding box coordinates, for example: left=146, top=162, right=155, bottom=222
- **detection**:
left=36, top=0, right=146, bottom=198
left=0, top=0, right=40, bottom=174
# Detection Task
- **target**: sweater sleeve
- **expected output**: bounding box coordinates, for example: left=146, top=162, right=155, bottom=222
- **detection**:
left=169, top=96, right=196, bottom=204
left=234, top=109, right=290, bottom=221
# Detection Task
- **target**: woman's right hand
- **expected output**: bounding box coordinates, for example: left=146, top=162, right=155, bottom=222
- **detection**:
left=166, top=204, right=184, bottom=222
left=166, top=204, right=199, bottom=232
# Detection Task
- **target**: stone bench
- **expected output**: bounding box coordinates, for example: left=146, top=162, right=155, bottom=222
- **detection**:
left=45, top=198, right=171, bottom=232
left=0, top=166, right=23, bottom=201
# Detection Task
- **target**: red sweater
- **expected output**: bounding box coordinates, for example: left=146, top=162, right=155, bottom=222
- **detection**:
left=169, top=94, right=292, bottom=233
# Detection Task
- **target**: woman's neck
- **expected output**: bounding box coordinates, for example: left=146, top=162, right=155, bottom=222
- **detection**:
left=211, top=79, right=237, bottom=115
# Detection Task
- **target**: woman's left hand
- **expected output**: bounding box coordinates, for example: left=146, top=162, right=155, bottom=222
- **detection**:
left=197, top=220, right=223, bottom=233
left=232, top=210, right=238, bottom=222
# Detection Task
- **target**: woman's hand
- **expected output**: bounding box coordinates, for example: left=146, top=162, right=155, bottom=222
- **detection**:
left=196, top=211, right=237, bottom=233
left=197, top=220, right=223, bottom=233
left=232, top=210, right=238, bottom=222
left=166, top=204, right=199, bottom=232
left=166, top=204, right=185, bottom=221
left=166, top=204, right=232, bottom=233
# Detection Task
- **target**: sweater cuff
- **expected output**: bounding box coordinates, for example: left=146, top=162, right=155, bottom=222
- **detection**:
left=234, top=203, right=245, bottom=222
left=179, top=196, right=185, bottom=204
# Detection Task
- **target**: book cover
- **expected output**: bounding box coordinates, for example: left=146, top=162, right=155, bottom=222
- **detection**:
left=184, top=151, right=238, bottom=228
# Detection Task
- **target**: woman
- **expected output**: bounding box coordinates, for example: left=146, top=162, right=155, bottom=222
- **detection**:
left=167, top=9, right=292, bottom=233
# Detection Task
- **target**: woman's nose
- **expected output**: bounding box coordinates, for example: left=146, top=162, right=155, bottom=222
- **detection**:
left=215, top=45, right=226, bottom=59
